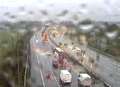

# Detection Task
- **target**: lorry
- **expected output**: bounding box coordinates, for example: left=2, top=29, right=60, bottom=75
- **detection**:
left=53, top=47, right=69, bottom=68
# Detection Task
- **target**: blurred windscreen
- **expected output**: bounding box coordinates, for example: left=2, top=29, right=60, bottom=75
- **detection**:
left=0, top=0, right=120, bottom=87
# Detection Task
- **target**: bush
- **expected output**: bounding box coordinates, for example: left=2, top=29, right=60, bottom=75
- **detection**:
left=0, top=31, right=26, bottom=87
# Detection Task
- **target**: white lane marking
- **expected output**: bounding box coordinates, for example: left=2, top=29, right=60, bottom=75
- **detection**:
left=37, top=55, right=40, bottom=64
left=38, top=58, right=40, bottom=64
left=39, top=68, right=46, bottom=87
left=36, top=55, right=45, bottom=87
left=36, top=55, right=46, bottom=87
left=51, top=71, right=61, bottom=87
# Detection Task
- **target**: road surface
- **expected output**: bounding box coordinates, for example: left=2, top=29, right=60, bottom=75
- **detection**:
left=30, top=26, right=80, bottom=87
left=63, top=35, right=120, bottom=87
left=30, top=26, right=106, bottom=87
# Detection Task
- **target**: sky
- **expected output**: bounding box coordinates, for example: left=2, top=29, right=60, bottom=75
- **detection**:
left=0, top=0, right=120, bottom=22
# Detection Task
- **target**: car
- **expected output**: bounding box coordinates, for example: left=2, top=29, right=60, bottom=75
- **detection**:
left=72, top=47, right=81, bottom=52
left=77, top=73, right=92, bottom=87
left=52, top=59, right=59, bottom=68
left=55, top=47, right=64, bottom=52
left=60, top=70, right=72, bottom=84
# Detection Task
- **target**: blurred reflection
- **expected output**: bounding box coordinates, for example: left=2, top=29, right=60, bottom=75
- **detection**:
left=0, top=1, right=120, bottom=87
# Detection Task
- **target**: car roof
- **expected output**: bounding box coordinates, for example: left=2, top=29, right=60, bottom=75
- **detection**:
left=60, top=70, right=70, bottom=74
left=56, top=47, right=63, bottom=52
left=79, top=73, right=91, bottom=79
left=74, top=47, right=81, bottom=50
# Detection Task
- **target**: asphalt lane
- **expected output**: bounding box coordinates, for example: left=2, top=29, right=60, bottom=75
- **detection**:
left=37, top=54, right=59, bottom=87
left=31, top=52, right=43, bottom=87
left=51, top=56, right=78, bottom=87
left=31, top=32, right=61, bottom=87
left=30, top=29, right=79, bottom=87
left=31, top=39, right=79, bottom=87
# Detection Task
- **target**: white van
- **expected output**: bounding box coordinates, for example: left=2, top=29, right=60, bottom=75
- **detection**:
left=60, top=70, right=72, bottom=84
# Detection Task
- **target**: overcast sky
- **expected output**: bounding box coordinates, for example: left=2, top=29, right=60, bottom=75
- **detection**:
left=0, top=0, right=120, bottom=22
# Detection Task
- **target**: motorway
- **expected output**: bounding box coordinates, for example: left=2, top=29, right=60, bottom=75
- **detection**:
left=30, top=26, right=106, bottom=87
left=30, top=30, right=79, bottom=87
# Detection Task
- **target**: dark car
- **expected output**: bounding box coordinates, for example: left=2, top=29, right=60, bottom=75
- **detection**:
left=52, top=59, right=59, bottom=68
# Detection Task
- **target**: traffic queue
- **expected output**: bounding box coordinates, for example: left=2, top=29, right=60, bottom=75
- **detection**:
left=52, top=47, right=92, bottom=87
left=41, top=25, right=92, bottom=87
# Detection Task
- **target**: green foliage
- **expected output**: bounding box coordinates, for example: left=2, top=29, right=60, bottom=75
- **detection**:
left=0, top=31, right=26, bottom=87
left=0, top=31, right=22, bottom=58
